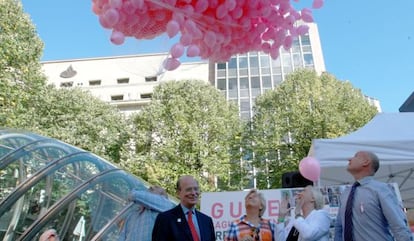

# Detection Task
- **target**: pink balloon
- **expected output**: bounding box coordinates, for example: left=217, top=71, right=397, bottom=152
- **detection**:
left=300, top=8, right=314, bottom=23
left=103, top=8, right=119, bottom=28
left=110, top=30, right=125, bottom=45
left=163, top=58, right=181, bottom=71
left=195, top=0, right=209, bottom=13
left=312, top=0, right=324, bottom=9
left=166, top=20, right=180, bottom=38
left=299, top=157, right=321, bottom=182
left=170, top=43, right=185, bottom=58
left=186, top=45, right=200, bottom=57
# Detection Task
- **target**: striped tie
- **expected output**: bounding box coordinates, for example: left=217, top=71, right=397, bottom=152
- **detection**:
left=344, top=182, right=360, bottom=241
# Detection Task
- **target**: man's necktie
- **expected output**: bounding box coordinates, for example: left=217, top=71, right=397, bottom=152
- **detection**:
left=344, top=182, right=360, bottom=241
left=188, top=210, right=199, bottom=241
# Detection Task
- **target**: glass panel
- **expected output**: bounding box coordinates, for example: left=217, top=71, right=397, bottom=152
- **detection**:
left=239, top=56, right=248, bottom=68
left=229, top=78, right=237, bottom=90
left=251, top=76, right=260, bottom=89
left=240, top=89, right=249, bottom=97
left=217, top=62, right=226, bottom=69
left=240, top=100, right=250, bottom=112
left=228, top=58, right=237, bottom=69
left=301, top=35, right=311, bottom=45
left=240, top=77, right=249, bottom=89
left=304, top=54, right=314, bottom=66
left=262, top=76, right=272, bottom=88
left=217, top=78, right=226, bottom=90
left=260, top=55, right=270, bottom=68
left=217, top=69, right=226, bottom=78
left=249, top=56, right=259, bottom=68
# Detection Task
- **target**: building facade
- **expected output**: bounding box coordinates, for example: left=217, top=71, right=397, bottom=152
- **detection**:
left=209, top=23, right=327, bottom=120
left=42, top=53, right=209, bottom=115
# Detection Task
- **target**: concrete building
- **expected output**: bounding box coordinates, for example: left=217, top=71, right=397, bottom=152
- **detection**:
left=42, top=53, right=209, bottom=115
left=209, top=23, right=327, bottom=120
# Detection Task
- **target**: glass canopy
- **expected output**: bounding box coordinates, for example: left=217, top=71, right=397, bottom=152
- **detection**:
left=0, top=128, right=173, bottom=241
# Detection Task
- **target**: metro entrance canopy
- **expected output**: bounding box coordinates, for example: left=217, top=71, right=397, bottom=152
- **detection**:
left=0, top=128, right=171, bottom=241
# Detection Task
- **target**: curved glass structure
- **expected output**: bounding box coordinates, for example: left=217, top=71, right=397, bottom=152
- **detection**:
left=0, top=128, right=172, bottom=241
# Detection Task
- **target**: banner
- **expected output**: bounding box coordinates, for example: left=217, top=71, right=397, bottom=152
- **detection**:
left=200, top=183, right=403, bottom=241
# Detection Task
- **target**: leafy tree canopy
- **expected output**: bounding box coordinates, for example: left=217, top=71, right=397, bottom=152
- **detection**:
left=248, top=69, right=378, bottom=188
left=125, top=80, right=243, bottom=193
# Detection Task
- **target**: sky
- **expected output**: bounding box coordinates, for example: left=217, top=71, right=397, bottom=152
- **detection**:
left=20, top=0, right=414, bottom=113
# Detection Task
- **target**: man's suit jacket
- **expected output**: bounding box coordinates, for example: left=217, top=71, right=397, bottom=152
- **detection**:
left=152, top=205, right=216, bottom=241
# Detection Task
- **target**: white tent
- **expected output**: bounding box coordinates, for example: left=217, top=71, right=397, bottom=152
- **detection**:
left=310, top=112, right=414, bottom=209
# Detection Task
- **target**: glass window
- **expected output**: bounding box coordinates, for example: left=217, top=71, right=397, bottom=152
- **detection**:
left=301, top=34, right=311, bottom=46
left=249, top=56, right=259, bottom=68
left=293, top=54, right=303, bottom=67
left=89, top=80, right=101, bottom=86
left=260, top=55, right=270, bottom=68
left=250, top=68, right=259, bottom=76
left=229, top=78, right=237, bottom=90
left=251, top=76, right=260, bottom=88
left=228, top=57, right=237, bottom=69
left=304, top=54, right=314, bottom=66
left=117, top=78, right=129, bottom=84
left=240, top=89, right=249, bottom=97
left=251, top=88, right=261, bottom=98
left=217, top=78, right=226, bottom=90
left=228, top=68, right=237, bottom=77
left=111, top=95, right=123, bottom=101
left=240, top=100, right=250, bottom=112
left=239, top=56, right=248, bottom=68
left=239, top=68, right=248, bottom=76
left=140, top=93, right=152, bottom=99
left=217, top=69, right=226, bottom=78
left=145, top=76, right=157, bottom=82
left=262, top=76, right=272, bottom=88
left=271, top=58, right=281, bottom=67
left=60, top=81, right=73, bottom=87
left=217, top=62, right=226, bottom=69
left=261, top=67, right=271, bottom=75
left=240, top=77, right=249, bottom=89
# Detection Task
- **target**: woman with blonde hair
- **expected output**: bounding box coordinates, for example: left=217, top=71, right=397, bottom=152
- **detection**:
left=279, top=185, right=330, bottom=241
left=225, top=189, right=285, bottom=241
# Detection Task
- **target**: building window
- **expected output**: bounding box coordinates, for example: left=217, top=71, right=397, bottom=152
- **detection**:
left=111, top=95, right=124, bottom=101
left=89, top=80, right=101, bottom=86
left=217, top=78, right=226, bottom=91
left=217, top=62, right=226, bottom=69
left=140, top=93, right=152, bottom=99
left=145, top=76, right=157, bottom=82
left=117, top=78, right=129, bottom=84
left=60, top=81, right=73, bottom=87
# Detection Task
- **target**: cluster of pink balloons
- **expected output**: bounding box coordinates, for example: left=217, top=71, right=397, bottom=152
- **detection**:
left=299, top=156, right=321, bottom=182
left=92, top=0, right=323, bottom=70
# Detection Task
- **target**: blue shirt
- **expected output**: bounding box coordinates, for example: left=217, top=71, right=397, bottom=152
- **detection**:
left=118, top=190, right=174, bottom=241
left=334, top=176, right=412, bottom=241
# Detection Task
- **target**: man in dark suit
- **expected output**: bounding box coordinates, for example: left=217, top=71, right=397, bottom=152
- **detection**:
left=152, top=175, right=216, bottom=241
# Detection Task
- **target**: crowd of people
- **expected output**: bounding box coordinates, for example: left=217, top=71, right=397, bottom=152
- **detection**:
left=39, top=151, right=412, bottom=241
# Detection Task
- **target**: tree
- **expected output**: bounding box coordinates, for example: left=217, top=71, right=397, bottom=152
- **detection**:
left=19, top=86, right=131, bottom=163
left=124, top=80, right=242, bottom=193
left=248, top=69, right=378, bottom=189
left=0, top=0, right=45, bottom=126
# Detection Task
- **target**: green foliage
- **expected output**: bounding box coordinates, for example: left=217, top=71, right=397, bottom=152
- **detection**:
left=18, top=86, right=131, bottom=163
left=248, top=69, right=378, bottom=189
left=125, top=80, right=243, bottom=193
left=0, top=0, right=45, bottom=126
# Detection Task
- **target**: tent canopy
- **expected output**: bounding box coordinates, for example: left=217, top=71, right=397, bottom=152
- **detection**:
left=310, top=112, right=414, bottom=209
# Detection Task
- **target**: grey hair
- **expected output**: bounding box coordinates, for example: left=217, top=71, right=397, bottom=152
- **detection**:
left=366, top=151, right=380, bottom=174
left=246, top=189, right=267, bottom=217
left=307, top=185, right=324, bottom=210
